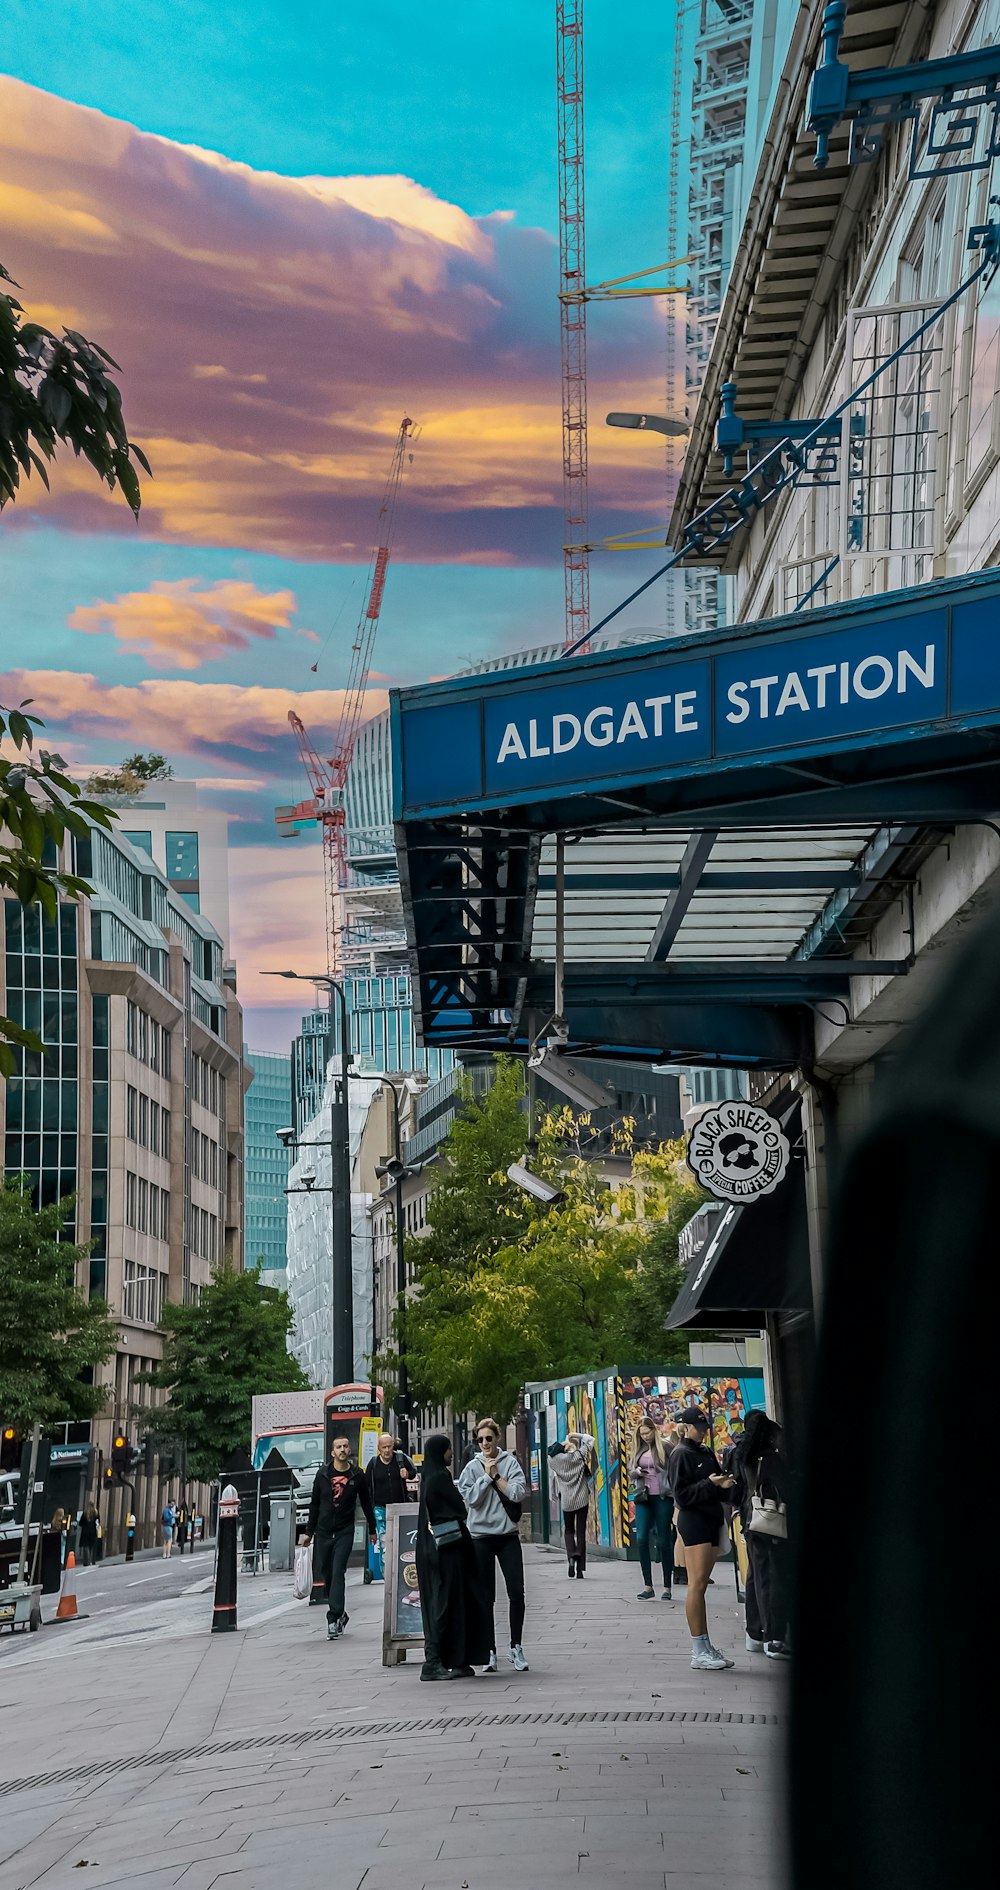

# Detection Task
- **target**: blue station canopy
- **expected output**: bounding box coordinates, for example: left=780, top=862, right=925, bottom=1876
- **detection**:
left=390, top=569, right=1000, bottom=1066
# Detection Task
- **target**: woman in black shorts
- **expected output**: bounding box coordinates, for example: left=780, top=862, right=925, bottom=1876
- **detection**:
left=670, top=1409, right=735, bottom=1671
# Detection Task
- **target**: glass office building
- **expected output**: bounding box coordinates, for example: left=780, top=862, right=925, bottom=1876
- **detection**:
left=244, top=1047, right=293, bottom=1274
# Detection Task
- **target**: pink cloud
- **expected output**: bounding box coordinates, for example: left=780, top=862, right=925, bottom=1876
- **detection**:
left=0, top=78, right=669, bottom=564
left=0, top=668, right=388, bottom=759
left=68, top=578, right=297, bottom=670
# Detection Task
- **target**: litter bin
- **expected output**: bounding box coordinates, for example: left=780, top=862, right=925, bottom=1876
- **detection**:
left=267, top=1493, right=296, bottom=1571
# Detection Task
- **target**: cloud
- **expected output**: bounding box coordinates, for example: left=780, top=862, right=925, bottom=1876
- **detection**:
left=0, top=78, right=670, bottom=565
left=227, top=844, right=330, bottom=1003
left=0, top=668, right=388, bottom=758
left=68, top=578, right=298, bottom=670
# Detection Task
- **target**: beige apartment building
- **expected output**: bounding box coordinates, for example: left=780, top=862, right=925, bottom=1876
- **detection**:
left=1, top=818, right=247, bottom=1550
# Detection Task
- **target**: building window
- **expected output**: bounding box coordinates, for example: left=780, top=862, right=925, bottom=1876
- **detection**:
left=122, top=1259, right=163, bottom=1326
left=123, top=830, right=153, bottom=856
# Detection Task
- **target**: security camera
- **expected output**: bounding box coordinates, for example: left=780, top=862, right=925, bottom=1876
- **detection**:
left=507, top=1162, right=566, bottom=1207
left=275, top=1126, right=296, bottom=1147
left=528, top=1045, right=616, bottom=1112
left=301, top=1169, right=317, bottom=1192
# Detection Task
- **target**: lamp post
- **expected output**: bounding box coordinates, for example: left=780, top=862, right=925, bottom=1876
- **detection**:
left=375, top=1081, right=424, bottom=1454
left=263, top=971, right=354, bottom=1384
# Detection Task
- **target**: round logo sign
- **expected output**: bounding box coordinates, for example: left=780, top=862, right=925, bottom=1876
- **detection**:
left=686, top=1101, right=790, bottom=1204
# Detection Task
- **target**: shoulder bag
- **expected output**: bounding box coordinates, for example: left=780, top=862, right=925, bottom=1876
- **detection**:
left=746, top=1461, right=788, bottom=1539
left=429, top=1518, right=463, bottom=1548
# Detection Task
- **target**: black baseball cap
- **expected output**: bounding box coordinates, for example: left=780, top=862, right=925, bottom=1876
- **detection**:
left=681, top=1408, right=710, bottom=1431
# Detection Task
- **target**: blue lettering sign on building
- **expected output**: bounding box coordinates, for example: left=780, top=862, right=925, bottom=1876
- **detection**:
left=392, top=571, right=1000, bottom=819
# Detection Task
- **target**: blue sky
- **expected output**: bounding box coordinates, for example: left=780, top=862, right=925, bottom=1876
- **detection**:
left=1, top=2, right=690, bottom=1047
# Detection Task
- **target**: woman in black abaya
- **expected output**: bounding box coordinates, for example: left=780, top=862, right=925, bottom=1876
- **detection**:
left=416, top=1433, right=491, bottom=1681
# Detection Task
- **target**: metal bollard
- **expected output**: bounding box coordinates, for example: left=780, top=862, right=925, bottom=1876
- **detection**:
left=211, top=1484, right=240, bottom=1633
left=124, top=1512, right=136, bottom=1563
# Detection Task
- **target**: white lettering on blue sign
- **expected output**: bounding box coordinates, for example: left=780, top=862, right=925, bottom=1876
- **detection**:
left=495, top=692, right=700, bottom=767
left=724, top=644, right=935, bottom=724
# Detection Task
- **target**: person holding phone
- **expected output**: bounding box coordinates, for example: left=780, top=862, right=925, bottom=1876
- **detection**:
left=670, top=1409, right=736, bottom=1671
left=458, top=1417, right=529, bottom=1672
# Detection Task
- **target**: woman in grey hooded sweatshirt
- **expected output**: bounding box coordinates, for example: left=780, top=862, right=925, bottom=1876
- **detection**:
left=547, top=1431, right=596, bottom=1577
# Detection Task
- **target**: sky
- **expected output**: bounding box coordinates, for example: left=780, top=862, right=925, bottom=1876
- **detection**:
left=1, top=1, right=687, bottom=1049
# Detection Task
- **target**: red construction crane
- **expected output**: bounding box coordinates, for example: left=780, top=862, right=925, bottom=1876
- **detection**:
left=275, top=415, right=415, bottom=975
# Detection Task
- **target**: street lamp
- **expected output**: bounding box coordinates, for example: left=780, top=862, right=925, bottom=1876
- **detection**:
left=374, top=1079, right=424, bottom=1452
left=606, top=411, right=690, bottom=437
left=262, top=971, right=354, bottom=1385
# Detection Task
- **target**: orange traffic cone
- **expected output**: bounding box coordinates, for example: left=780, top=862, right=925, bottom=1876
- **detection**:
left=55, top=1549, right=79, bottom=1621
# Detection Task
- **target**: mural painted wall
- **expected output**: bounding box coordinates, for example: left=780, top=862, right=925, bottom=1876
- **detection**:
left=528, top=1364, right=766, bottom=1556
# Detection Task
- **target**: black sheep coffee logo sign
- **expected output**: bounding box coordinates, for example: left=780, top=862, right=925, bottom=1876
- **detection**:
left=686, top=1102, right=789, bottom=1203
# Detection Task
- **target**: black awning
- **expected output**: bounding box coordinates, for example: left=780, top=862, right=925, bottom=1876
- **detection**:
left=667, top=1137, right=810, bottom=1331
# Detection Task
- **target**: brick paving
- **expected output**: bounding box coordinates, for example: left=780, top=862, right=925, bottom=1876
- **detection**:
left=0, top=1544, right=786, bottom=1889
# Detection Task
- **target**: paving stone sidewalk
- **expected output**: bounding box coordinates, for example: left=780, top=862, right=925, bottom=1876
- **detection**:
left=0, top=1544, right=787, bottom=1890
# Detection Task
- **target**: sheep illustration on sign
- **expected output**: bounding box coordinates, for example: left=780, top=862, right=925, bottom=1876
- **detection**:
left=686, top=1102, right=790, bottom=1203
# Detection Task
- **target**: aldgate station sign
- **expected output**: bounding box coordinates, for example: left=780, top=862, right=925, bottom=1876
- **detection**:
left=391, top=571, right=1000, bottom=819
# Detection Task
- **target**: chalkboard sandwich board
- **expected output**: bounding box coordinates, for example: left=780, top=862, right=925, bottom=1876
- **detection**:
left=382, top=1502, right=424, bottom=1666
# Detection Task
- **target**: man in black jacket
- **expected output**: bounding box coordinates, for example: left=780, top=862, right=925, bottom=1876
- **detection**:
left=302, top=1435, right=378, bottom=1639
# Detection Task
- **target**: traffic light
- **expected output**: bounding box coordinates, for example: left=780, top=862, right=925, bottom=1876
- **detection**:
left=111, top=1434, right=134, bottom=1481
left=103, top=1462, right=114, bottom=1487
left=1, top=1427, right=18, bottom=1473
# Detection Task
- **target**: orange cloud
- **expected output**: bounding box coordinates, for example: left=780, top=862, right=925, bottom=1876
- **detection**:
left=0, top=78, right=668, bottom=564
left=0, top=668, right=388, bottom=757
left=68, top=578, right=298, bottom=670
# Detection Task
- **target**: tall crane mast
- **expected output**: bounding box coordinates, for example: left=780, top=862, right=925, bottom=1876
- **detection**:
left=556, top=0, right=590, bottom=653
left=275, top=415, right=415, bottom=976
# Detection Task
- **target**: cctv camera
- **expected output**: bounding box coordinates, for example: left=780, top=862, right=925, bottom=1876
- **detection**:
left=527, top=1045, right=616, bottom=1112
left=507, top=1161, right=566, bottom=1207
left=275, top=1126, right=296, bottom=1147
left=302, top=1169, right=316, bottom=1192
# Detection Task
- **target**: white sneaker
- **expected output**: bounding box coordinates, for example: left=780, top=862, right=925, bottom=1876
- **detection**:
left=483, top=1651, right=498, bottom=1674
left=745, top=1633, right=765, bottom=1652
left=691, top=1647, right=734, bottom=1671
left=764, top=1640, right=791, bottom=1659
left=508, top=1643, right=529, bottom=1672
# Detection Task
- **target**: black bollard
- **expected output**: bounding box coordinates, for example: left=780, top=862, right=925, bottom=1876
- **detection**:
left=211, top=1484, right=240, bottom=1633
left=124, top=1512, right=136, bottom=1563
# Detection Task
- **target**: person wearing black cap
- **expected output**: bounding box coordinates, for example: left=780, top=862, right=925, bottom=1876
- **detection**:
left=670, top=1409, right=735, bottom=1671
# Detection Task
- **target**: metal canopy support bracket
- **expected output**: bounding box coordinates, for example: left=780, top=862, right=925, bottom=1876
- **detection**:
left=647, top=831, right=718, bottom=962
left=808, top=1, right=1000, bottom=175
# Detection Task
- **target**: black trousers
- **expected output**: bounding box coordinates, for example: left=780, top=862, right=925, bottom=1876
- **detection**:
left=474, top=1533, right=525, bottom=1648
left=744, top=1529, right=788, bottom=1644
left=563, top=1506, right=588, bottom=1569
left=313, top=1527, right=353, bottom=1622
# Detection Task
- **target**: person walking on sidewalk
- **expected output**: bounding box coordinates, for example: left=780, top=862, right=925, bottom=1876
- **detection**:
left=365, top=1432, right=416, bottom=1581
left=547, top=1430, right=596, bottom=1577
left=630, top=1417, right=675, bottom=1601
left=302, top=1435, right=378, bottom=1640
left=416, top=1433, right=492, bottom=1681
left=458, top=1418, right=529, bottom=1673
left=160, top=1497, right=176, bottom=1558
left=731, top=1409, right=791, bottom=1659
left=78, top=1504, right=99, bottom=1567
left=671, top=1410, right=736, bottom=1671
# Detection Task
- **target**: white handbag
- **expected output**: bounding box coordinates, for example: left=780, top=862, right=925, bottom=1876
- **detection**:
left=748, top=1495, right=788, bottom=1539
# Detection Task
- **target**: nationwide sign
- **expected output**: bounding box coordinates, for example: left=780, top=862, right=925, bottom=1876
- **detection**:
left=391, top=570, right=1000, bottom=818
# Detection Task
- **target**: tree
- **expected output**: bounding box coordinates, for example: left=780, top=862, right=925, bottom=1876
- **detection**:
left=1, top=263, right=149, bottom=514
left=0, top=1178, right=119, bottom=1428
left=1, top=700, right=116, bottom=1074
left=85, top=753, right=173, bottom=798
left=145, top=1265, right=310, bottom=1480
left=412, top=1058, right=532, bottom=1275
left=401, top=1091, right=706, bottom=1421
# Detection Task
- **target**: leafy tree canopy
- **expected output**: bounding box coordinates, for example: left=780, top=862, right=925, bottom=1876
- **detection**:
left=144, top=1265, right=310, bottom=1481
left=1, top=262, right=149, bottom=514
left=394, top=1065, right=706, bottom=1421
left=1, top=700, right=116, bottom=1075
left=0, top=1178, right=118, bottom=1429
left=85, top=753, right=174, bottom=798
